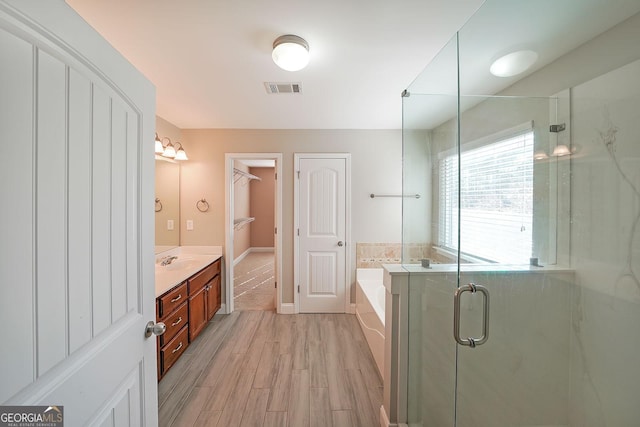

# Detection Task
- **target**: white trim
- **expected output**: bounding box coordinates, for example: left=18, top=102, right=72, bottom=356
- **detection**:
left=279, top=303, right=296, bottom=315
left=348, top=302, right=356, bottom=314
left=225, top=153, right=283, bottom=314
left=232, top=248, right=252, bottom=266
left=233, top=247, right=275, bottom=267
left=250, top=247, right=275, bottom=252
left=293, top=153, right=352, bottom=314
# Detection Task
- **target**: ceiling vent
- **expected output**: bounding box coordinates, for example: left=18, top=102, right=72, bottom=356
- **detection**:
left=264, top=82, right=302, bottom=94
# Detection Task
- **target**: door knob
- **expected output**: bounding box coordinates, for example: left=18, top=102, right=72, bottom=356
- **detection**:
left=145, top=321, right=166, bottom=338
left=337, top=241, right=344, bottom=247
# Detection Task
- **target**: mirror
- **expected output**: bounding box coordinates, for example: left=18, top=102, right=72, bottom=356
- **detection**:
left=155, top=157, right=180, bottom=253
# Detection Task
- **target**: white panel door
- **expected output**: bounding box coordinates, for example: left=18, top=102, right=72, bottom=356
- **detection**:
left=0, top=1, right=157, bottom=426
left=297, top=156, right=348, bottom=313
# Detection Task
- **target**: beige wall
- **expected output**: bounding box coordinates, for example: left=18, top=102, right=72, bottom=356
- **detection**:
left=155, top=117, right=183, bottom=251
left=178, top=129, right=403, bottom=304
left=249, top=167, right=275, bottom=248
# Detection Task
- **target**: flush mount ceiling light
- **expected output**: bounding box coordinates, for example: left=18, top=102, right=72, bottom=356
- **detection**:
left=272, top=35, right=310, bottom=72
left=490, top=50, right=538, bottom=77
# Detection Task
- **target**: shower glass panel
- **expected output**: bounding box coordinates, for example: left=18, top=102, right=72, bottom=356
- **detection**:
left=402, top=0, right=640, bottom=426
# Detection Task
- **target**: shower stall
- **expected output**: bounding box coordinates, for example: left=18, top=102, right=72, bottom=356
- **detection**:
left=395, top=1, right=640, bottom=425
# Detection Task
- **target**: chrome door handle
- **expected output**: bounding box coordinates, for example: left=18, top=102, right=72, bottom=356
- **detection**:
left=145, top=321, right=166, bottom=338
left=453, top=283, right=489, bottom=347
left=337, top=241, right=344, bottom=247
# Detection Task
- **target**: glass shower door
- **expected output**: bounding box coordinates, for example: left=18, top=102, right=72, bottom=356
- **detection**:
left=452, top=94, right=573, bottom=427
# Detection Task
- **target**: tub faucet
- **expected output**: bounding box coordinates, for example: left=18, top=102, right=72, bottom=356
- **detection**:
left=160, top=255, right=178, bottom=266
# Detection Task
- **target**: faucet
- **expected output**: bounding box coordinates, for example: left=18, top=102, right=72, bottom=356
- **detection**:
left=160, top=255, right=178, bottom=266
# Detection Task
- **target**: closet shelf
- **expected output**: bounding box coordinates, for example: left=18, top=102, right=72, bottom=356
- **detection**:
left=233, top=168, right=262, bottom=183
left=233, top=217, right=255, bottom=230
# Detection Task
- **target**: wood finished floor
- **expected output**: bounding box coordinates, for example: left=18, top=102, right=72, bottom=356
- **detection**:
left=158, top=310, right=383, bottom=427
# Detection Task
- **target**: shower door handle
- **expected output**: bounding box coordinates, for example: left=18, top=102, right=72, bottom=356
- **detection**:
left=453, top=283, right=490, bottom=347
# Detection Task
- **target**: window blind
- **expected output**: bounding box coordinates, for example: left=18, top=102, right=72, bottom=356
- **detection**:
left=439, top=129, right=534, bottom=263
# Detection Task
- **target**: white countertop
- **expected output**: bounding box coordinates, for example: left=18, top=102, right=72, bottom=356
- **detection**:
left=155, top=246, right=223, bottom=297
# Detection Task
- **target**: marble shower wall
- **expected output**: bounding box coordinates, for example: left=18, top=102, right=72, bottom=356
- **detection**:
left=568, top=59, right=640, bottom=425
left=407, top=270, right=574, bottom=427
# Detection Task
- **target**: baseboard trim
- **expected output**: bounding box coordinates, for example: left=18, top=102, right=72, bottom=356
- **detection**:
left=380, top=405, right=391, bottom=427
left=279, top=303, right=296, bottom=314
left=250, top=247, right=274, bottom=253
left=233, top=248, right=251, bottom=266
left=233, top=247, right=275, bottom=266
left=348, top=302, right=356, bottom=314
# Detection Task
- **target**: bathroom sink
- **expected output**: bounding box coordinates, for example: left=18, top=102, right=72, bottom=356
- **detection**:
left=159, top=258, right=199, bottom=271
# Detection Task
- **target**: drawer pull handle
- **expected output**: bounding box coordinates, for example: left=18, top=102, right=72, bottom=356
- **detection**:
left=172, top=342, right=183, bottom=354
left=170, top=294, right=182, bottom=303
left=171, top=317, right=183, bottom=327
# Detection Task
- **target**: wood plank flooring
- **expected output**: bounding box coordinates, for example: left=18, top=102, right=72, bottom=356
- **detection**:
left=158, top=310, right=383, bottom=427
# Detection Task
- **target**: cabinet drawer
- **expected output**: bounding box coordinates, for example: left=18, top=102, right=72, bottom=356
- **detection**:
left=188, top=260, right=220, bottom=295
left=159, top=301, right=188, bottom=347
left=160, top=325, right=188, bottom=374
left=158, top=282, right=187, bottom=318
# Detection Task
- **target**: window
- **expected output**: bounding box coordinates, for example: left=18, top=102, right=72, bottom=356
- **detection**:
left=438, top=125, right=534, bottom=263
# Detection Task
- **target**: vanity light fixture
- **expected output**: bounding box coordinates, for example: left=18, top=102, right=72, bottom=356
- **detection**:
left=490, top=50, right=538, bottom=77
left=272, top=34, right=310, bottom=71
left=155, top=133, right=188, bottom=160
left=174, top=143, right=188, bottom=161
left=155, top=133, right=164, bottom=154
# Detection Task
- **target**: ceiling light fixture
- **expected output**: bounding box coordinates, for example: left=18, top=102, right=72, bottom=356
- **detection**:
left=272, top=34, right=310, bottom=72
left=155, top=133, right=188, bottom=160
left=490, top=50, right=538, bottom=77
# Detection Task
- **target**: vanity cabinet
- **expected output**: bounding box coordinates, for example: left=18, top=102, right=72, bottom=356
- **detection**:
left=188, top=259, right=222, bottom=342
left=156, top=257, right=222, bottom=380
left=156, top=282, right=189, bottom=379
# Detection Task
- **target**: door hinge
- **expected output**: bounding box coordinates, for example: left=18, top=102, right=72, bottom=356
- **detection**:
left=274, top=172, right=277, bottom=180
left=297, top=228, right=299, bottom=236
left=274, top=227, right=277, bottom=235
left=297, top=171, right=300, bottom=179
left=275, top=281, right=277, bottom=289
left=298, top=285, right=300, bottom=293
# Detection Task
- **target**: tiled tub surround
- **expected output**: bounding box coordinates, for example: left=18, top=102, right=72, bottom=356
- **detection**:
left=355, top=269, right=385, bottom=378
left=356, top=242, right=443, bottom=268
left=382, top=264, right=576, bottom=427
left=155, top=246, right=223, bottom=297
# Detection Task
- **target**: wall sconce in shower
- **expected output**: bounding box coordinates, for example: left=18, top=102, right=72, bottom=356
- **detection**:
left=155, top=133, right=188, bottom=160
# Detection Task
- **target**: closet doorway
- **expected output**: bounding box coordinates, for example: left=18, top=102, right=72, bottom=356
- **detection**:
left=225, top=153, right=282, bottom=313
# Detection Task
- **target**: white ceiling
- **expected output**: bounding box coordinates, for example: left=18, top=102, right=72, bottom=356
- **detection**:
left=66, top=0, right=485, bottom=130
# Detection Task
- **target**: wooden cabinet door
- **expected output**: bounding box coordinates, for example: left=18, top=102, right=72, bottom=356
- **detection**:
left=206, top=276, right=221, bottom=321
left=188, top=286, right=207, bottom=342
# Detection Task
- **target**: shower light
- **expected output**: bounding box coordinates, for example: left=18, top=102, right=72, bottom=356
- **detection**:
left=552, top=144, right=571, bottom=157
left=272, top=35, right=310, bottom=71
left=533, top=150, right=549, bottom=160
left=490, top=50, right=538, bottom=77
